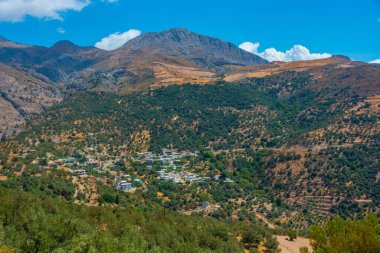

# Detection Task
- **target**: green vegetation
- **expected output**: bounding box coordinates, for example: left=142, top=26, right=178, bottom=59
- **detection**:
left=0, top=70, right=379, bottom=251
left=309, top=213, right=380, bottom=253
left=0, top=173, right=75, bottom=201
left=0, top=188, right=279, bottom=253
left=287, top=230, right=297, bottom=241
left=19, top=72, right=361, bottom=153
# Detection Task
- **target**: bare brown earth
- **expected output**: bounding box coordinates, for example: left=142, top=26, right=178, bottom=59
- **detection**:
left=224, top=57, right=349, bottom=82
left=276, top=236, right=312, bottom=253
left=130, top=129, right=151, bottom=152
left=255, top=212, right=313, bottom=253
left=95, top=55, right=354, bottom=90
left=365, top=95, right=380, bottom=112
left=151, top=62, right=217, bottom=87
left=86, top=50, right=208, bottom=93
left=101, top=54, right=380, bottom=97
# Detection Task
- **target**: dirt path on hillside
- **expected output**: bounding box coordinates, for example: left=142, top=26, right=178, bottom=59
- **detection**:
left=255, top=213, right=277, bottom=229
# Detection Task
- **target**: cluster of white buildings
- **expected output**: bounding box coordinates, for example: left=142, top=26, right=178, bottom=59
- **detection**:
left=48, top=155, right=102, bottom=169
left=71, top=169, right=86, bottom=176
left=115, top=175, right=143, bottom=192
left=158, top=169, right=209, bottom=184
left=135, top=149, right=197, bottom=165
left=213, top=174, right=235, bottom=183
left=132, top=149, right=206, bottom=184
left=117, top=181, right=133, bottom=191
left=43, top=147, right=120, bottom=176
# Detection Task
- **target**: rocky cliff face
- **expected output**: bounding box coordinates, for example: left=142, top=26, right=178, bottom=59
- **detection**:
left=0, top=64, right=62, bottom=138
left=121, top=28, right=267, bottom=67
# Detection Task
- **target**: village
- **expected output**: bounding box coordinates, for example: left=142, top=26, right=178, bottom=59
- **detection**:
left=133, top=149, right=213, bottom=184
left=26, top=147, right=229, bottom=193
left=1, top=145, right=238, bottom=213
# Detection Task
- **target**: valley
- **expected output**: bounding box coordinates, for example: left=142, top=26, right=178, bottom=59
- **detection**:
left=0, top=28, right=379, bottom=253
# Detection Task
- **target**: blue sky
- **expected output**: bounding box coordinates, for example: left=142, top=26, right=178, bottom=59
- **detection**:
left=0, top=0, right=379, bottom=62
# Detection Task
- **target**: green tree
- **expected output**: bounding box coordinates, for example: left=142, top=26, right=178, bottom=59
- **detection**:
left=310, top=213, right=380, bottom=253
left=287, top=230, right=297, bottom=241
left=242, top=229, right=263, bottom=245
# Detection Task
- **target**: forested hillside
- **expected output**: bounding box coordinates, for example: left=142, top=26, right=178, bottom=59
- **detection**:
left=0, top=68, right=377, bottom=232
left=0, top=63, right=379, bottom=253
left=0, top=188, right=280, bottom=253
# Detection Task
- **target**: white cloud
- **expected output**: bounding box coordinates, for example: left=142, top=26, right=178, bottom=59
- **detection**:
left=95, top=29, right=142, bottom=51
left=239, top=42, right=331, bottom=62
left=0, top=0, right=90, bottom=22
left=56, top=27, right=66, bottom=34
left=238, top=42, right=260, bottom=54
left=101, top=0, right=118, bottom=2
left=284, top=45, right=331, bottom=61
left=369, top=59, right=380, bottom=64
left=259, top=47, right=286, bottom=62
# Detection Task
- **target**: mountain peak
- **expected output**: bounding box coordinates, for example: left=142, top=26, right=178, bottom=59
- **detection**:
left=164, top=27, right=194, bottom=36
left=50, top=40, right=83, bottom=53
left=122, top=28, right=267, bottom=67
left=54, top=40, right=73, bottom=45
left=332, top=55, right=351, bottom=61
left=167, top=27, right=191, bottom=33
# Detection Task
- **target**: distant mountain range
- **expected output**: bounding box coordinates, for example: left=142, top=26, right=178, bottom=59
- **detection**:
left=0, top=28, right=379, bottom=137
left=0, top=38, right=106, bottom=82
left=0, top=28, right=266, bottom=83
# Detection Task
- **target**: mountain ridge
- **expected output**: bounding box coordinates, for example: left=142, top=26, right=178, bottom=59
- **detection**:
left=0, top=28, right=267, bottom=88
left=121, top=28, right=268, bottom=67
left=0, top=28, right=378, bottom=138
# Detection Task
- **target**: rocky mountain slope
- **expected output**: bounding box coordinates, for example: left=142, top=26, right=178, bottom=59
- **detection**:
left=0, top=28, right=270, bottom=136
left=0, top=38, right=107, bottom=82
left=0, top=28, right=379, bottom=139
left=121, top=28, right=267, bottom=67
left=0, top=35, right=28, bottom=48
left=0, top=28, right=268, bottom=91
left=0, top=64, right=62, bottom=138
left=80, top=28, right=268, bottom=92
